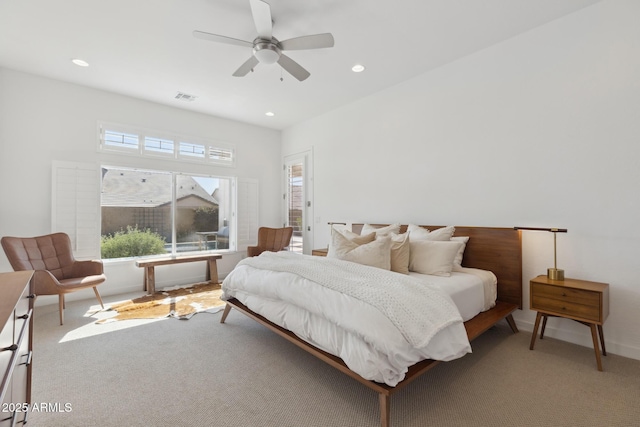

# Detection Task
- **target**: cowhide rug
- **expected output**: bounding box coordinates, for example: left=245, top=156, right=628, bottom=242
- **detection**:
left=97, top=282, right=225, bottom=323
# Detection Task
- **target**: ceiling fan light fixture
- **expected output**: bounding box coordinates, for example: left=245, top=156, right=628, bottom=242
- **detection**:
left=253, top=42, right=280, bottom=64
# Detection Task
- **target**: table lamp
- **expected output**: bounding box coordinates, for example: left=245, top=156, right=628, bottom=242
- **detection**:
left=327, top=222, right=347, bottom=247
left=515, top=227, right=568, bottom=281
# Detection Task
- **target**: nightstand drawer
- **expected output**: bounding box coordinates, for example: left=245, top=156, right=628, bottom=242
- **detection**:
left=531, top=282, right=600, bottom=306
left=531, top=294, right=601, bottom=322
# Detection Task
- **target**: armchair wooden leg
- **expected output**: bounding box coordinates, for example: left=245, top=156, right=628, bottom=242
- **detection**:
left=93, top=287, right=105, bottom=309
left=58, top=294, right=65, bottom=325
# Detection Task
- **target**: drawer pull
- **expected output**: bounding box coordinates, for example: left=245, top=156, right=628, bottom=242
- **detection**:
left=20, top=350, right=33, bottom=366
left=1, top=344, right=18, bottom=352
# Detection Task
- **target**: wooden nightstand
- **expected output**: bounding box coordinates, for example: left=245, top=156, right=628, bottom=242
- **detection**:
left=529, top=275, right=609, bottom=371
left=311, top=248, right=328, bottom=257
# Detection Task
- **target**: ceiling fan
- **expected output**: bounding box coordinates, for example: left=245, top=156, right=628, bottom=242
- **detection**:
left=193, top=0, right=334, bottom=82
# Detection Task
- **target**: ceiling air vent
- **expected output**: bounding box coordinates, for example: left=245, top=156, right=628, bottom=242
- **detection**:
left=175, top=92, right=197, bottom=102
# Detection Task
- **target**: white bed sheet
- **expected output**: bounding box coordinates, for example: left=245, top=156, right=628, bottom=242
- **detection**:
left=409, top=267, right=497, bottom=321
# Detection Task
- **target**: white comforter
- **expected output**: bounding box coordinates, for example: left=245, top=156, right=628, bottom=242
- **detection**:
left=222, top=251, right=472, bottom=386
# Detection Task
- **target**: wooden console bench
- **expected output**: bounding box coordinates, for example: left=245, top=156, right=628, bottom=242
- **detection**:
left=135, top=254, right=222, bottom=294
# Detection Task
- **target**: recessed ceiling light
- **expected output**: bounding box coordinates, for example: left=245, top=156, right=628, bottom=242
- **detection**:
left=265, top=112, right=275, bottom=117
left=71, top=59, right=89, bottom=67
left=351, top=64, right=365, bottom=73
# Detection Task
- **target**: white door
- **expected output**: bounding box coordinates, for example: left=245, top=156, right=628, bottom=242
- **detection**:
left=284, top=151, right=313, bottom=254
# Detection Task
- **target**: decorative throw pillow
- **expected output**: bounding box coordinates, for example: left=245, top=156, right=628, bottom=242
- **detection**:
left=329, top=232, right=392, bottom=270
left=327, top=229, right=375, bottom=257
left=408, top=240, right=464, bottom=276
left=408, top=224, right=455, bottom=241
left=361, top=223, right=401, bottom=236
left=389, top=232, right=410, bottom=275
left=451, top=236, right=469, bottom=268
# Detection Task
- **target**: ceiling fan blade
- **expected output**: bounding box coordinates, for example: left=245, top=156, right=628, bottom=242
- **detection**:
left=277, top=54, right=310, bottom=81
left=280, top=33, right=335, bottom=51
left=233, top=56, right=260, bottom=77
left=250, top=0, right=273, bottom=40
left=193, top=30, right=253, bottom=48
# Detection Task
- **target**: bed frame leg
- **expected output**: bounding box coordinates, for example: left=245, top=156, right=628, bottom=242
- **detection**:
left=379, top=393, right=390, bottom=427
left=505, top=314, right=519, bottom=333
left=220, top=304, right=232, bottom=323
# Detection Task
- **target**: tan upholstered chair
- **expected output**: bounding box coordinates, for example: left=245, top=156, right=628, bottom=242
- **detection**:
left=1, top=232, right=105, bottom=325
left=246, top=227, right=294, bottom=257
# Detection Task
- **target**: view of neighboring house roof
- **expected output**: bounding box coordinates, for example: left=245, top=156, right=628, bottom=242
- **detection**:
left=101, top=168, right=218, bottom=208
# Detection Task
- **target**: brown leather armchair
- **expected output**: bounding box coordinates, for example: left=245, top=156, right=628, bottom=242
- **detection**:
left=1, top=232, right=105, bottom=325
left=247, top=227, right=294, bottom=257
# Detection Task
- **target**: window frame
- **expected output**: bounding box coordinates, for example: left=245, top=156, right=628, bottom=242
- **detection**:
left=100, top=165, right=237, bottom=259
left=98, top=121, right=236, bottom=167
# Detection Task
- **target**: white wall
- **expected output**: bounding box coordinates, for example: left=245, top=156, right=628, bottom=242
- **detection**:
left=0, top=68, right=282, bottom=304
left=282, top=0, right=640, bottom=360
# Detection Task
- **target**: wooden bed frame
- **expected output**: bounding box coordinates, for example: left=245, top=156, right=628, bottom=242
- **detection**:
left=220, top=225, right=522, bottom=427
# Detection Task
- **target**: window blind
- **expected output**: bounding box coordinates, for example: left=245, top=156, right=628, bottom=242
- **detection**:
left=51, top=161, right=101, bottom=259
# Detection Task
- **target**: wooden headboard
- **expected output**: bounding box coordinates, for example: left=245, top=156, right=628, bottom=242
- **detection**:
left=351, top=224, right=522, bottom=309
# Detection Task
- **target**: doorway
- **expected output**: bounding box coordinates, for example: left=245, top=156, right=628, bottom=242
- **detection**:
left=284, top=151, right=313, bottom=254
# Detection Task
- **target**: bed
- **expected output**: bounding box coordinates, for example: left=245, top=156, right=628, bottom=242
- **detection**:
left=220, top=224, right=522, bottom=427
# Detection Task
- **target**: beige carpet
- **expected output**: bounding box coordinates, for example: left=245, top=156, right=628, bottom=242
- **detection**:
left=30, top=295, right=640, bottom=427
left=97, top=282, right=225, bottom=323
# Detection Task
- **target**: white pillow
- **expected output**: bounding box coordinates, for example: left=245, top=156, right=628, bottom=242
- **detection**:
left=407, top=224, right=430, bottom=239
left=327, top=229, right=375, bottom=257
left=409, top=240, right=464, bottom=276
left=451, top=236, right=469, bottom=267
left=329, top=232, right=392, bottom=270
left=389, top=233, right=410, bottom=275
left=408, top=224, right=455, bottom=241
left=361, top=223, right=401, bottom=236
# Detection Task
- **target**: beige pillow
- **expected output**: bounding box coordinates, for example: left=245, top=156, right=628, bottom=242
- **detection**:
left=389, top=233, right=410, bottom=274
left=361, top=223, right=401, bottom=236
left=327, top=229, right=375, bottom=257
left=451, top=236, right=469, bottom=267
left=329, top=232, right=392, bottom=270
left=408, top=224, right=455, bottom=241
left=409, top=240, right=464, bottom=276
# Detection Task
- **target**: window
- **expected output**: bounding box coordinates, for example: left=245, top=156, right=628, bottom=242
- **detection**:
left=104, top=130, right=138, bottom=152
left=98, top=123, right=236, bottom=167
left=50, top=123, right=255, bottom=260
left=100, top=167, right=234, bottom=259
left=144, top=136, right=174, bottom=156
left=52, top=162, right=257, bottom=260
left=178, top=141, right=206, bottom=159
left=285, top=162, right=304, bottom=254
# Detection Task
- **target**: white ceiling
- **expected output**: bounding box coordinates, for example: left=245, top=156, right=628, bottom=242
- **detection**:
left=0, top=0, right=601, bottom=130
